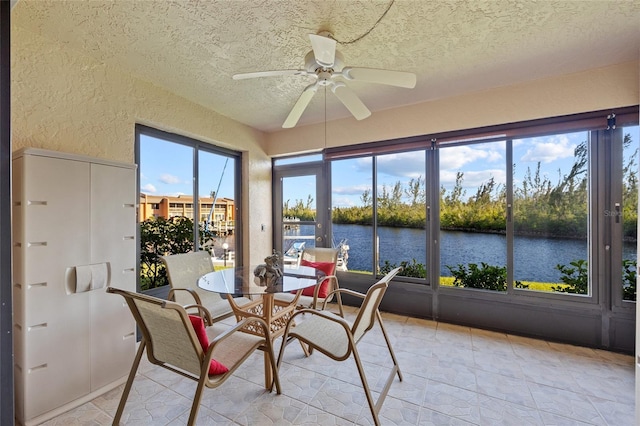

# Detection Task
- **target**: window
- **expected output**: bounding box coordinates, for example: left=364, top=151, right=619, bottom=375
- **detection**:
left=377, top=151, right=427, bottom=278
left=331, top=157, right=374, bottom=274
left=440, top=141, right=507, bottom=291
left=326, top=107, right=638, bottom=299
left=513, top=131, right=590, bottom=295
left=618, top=124, right=639, bottom=303
left=136, top=125, right=241, bottom=291
left=292, top=106, right=639, bottom=352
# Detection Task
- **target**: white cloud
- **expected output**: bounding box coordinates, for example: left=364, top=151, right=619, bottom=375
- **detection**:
left=440, top=145, right=503, bottom=169
left=520, top=135, right=575, bottom=163
left=333, top=184, right=372, bottom=196
left=141, top=183, right=157, bottom=193
left=332, top=196, right=357, bottom=208
left=354, top=153, right=425, bottom=179
left=159, top=173, right=182, bottom=184
left=464, top=169, right=507, bottom=187
left=440, top=169, right=506, bottom=188
left=376, top=152, right=426, bottom=178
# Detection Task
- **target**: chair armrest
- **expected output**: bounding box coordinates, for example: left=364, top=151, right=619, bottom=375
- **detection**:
left=207, top=316, right=271, bottom=347
left=288, top=308, right=352, bottom=348
left=320, top=287, right=366, bottom=310
left=310, top=274, right=339, bottom=308
left=168, top=287, right=203, bottom=306
left=183, top=303, right=214, bottom=326
left=294, top=308, right=350, bottom=328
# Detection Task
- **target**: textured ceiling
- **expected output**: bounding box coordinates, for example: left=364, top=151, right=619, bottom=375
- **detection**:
left=12, top=0, right=640, bottom=132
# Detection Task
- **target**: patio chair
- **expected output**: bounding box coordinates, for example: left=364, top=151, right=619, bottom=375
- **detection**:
left=275, top=247, right=344, bottom=315
left=275, top=267, right=403, bottom=426
left=161, top=251, right=251, bottom=323
left=107, top=287, right=281, bottom=426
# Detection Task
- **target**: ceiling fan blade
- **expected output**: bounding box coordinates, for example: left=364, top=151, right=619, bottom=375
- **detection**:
left=331, top=82, right=371, bottom=121
left=309, top=33, right=336, bottom=68
left=341, top=67, right=417, bottom=88
left=233, top=69, right=308, bottom=80
left=282, top=83, right=318, bottom=128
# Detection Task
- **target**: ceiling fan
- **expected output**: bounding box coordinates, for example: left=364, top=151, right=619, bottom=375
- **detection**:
left=232, top=32, right=417, bottom=128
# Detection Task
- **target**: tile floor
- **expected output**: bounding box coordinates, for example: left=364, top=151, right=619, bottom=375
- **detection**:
left=41, top=306, right=635, bottom=425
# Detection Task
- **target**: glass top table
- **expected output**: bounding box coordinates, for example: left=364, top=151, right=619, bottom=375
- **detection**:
left=197, top=265, right=325, bottom=296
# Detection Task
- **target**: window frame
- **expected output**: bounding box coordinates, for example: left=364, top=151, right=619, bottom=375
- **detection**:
left=135, top=124, right=243, bottom=290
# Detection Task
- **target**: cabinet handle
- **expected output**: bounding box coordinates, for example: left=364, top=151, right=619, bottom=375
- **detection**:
left=28, top=364, right=47, bottom=373
left=27, top=242, right=47, bottom=247
left=28, top=282, right=47, bottom=289
left=28, top=323, right=47, bottom=331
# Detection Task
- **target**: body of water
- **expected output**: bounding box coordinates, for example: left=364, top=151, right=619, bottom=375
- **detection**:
left=327, top=223, right=636, bottom=283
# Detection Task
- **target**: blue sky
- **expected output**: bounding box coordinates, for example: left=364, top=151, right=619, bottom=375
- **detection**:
left=139, top=126, right=639, bottom=209
left=139, top=135, right=235, bottom=199
left=331, top=126, right=639, bottom=208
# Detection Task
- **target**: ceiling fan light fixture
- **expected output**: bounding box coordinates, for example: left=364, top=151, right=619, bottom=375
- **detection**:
left=309, top=33, right=337, bottom=68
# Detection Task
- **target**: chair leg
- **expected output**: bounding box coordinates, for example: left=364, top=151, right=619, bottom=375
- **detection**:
left=351, top=344, right=382, bottom=426
left=113, top=339, right=146, bottom=425
left=187, top=372, right=208, bottom=426
left=299, top=340, right=311, bottom=357
left=376, top=310, right=403, bottom=381
left=273, top=321, right=296, bottom=392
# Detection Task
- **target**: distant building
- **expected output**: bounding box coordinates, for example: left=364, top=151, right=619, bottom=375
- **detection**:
left=140, top=193, right=235, bottom=235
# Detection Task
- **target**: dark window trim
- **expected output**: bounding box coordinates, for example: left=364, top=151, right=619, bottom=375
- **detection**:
left=325, top=106, right=639, bottom=160
left=0, top=1, right=13, bottom=423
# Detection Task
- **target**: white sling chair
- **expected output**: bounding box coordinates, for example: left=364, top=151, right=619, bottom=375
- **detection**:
left=275, top=267, right=403, bottom=426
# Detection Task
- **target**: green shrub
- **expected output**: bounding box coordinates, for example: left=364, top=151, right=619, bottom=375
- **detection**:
left=139, top=216, right=215, bottom=290
left=622, top=259, right=637, bottom=301
left=551, top=259, right=636, bottom=299
left=551, top=259, right=588, bottom=294
left=446, top=262, right=527, bottom=291
left=379, top=259, right=426, bottom=278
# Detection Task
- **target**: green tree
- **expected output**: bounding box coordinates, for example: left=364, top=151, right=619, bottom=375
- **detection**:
left=139, top=216, right=215, bottom=290
left=405, top=176, right=426, bottom=206
left=622, top=133, right=638, bottom=240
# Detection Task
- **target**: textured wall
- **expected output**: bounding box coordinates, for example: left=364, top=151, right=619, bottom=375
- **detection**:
left=11, top=24, right=273, bottom=264
left=267, top=60, right=640, bottom=155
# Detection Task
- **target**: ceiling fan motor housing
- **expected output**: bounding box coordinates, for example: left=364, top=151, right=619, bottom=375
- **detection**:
left=305, top=50, right=344, bottom=74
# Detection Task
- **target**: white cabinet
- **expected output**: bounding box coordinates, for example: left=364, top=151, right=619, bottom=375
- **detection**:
left=12, top=148, right=137, bottom=425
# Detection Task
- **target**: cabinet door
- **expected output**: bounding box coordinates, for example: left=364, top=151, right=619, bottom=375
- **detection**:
left=21, top=155, right=91, bottom=419
left=89, top=163, right=137, bottom=390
